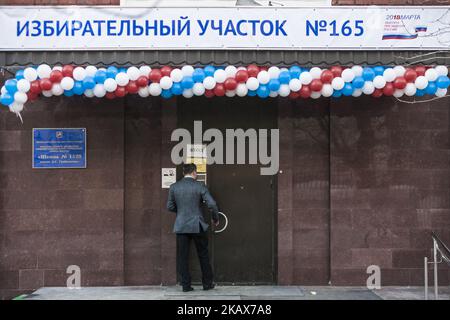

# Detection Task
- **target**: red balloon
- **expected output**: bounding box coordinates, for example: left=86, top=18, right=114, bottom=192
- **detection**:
left=393, top=77, right=407, bottom=89
left=320, top=70, right=334, bottom=84
left=27, top=91, right=38, bottom=101
left=160, top=66, right=172, bottom=77
left=149, top=69, right=162, bottom=83
left=224, top=78, right=237, bottom=91
left=40, top=78, right=52, bottom=91
left=415, top=66, right=426, bottom=76
left=30, top=80, right=42, bottom=94
left=49, top=70, right=63, bottom=83
left=299, top=85, right=311, bottom=99
left=136, top=76, right=148, bottom=87
left=126, top=81, right=139, bottom=94
left=259, top=66, right=268, bottom=71
left=204, top=89, right=215, bottom=98
left=106, top=92, right=116, bottom=99
left=372, top=88, right=383, bottom=98
left=382, top=82, right=395, bottom=96
left=310, top=79, right=323, bottom=92
left=62, top=65, right=74, bottom=77
left=235, top=70, right=249, bottom=83
left=288, top=91, right=300, bottom=99
left=404, top=68, right=418, bottom=82
left=330, top=66, right=343, bottom=77
left=213, top=83, right=225, bottom=96
left=115, top=86, right=127, bottom=97
left=247, top=64, right=260, bottom=78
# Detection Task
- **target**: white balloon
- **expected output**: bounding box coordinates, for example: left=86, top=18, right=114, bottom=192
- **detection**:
left=373, top=75, right=387, bottom=89
left=14, top=91, right=28, bottom=104
left=159, top=76, right=173, bottom=90
left=352, top=89, right=363, bottom=97
left=268, top=66, right=280, bottom=79
left=393, top=89, right=404, bottom=98
left=17, top=79, right=30, bottom=93
left=42, top=90, right=53, bottom=97
left=192, top=83, right=205, bottom=96
left=181, top=65, right=195, bottom=77
left=72, top=67, right=86, bottom=81
left=93, top=84, right=106, bottom=98
left=170, top=69, right=183, bottom=82
left=237, top=66, right=247, bottom=71
left=148, top=83, right=162, bottom=96
left=393, top=66, right=406, bottom=77
left=225, top=90, right=236, bottom=97
left=37, top=64, right=52, bottom=79
left=9, top=102, right=24, bottom=113
left=435, top=65, right=448, bottom=77
left=309, top=67, right=322, bottom=79
left=225, top=65, right=237, bottom=78
left=115, top=72, right=130, bottom=86
left=310, top=91, right=321, bottom=99
left=52, top=65, right=63, bottom=72
left=321, top=84, right=333, bottom=97
left=341, top=68, right=355, bottom=82
left=331, top=77, right=345, bottom=90
left=269, top=91, right=279, bottom=98
left=236, top=83, right=248, bottom=97
left=51, top=83, right=64, bottom=96
left=60, top=77, right=75, bottom=90
left=1, top=86, right=6, bottom=95
left=415, top=76, right=428, bottom=90
left=288, top=78, right=302, bottom=92
left=351, top=65, right=363, bottom=77
left=203, top=77, right=216, bottom=90
left=183, top=89, right=194, bottom=98
left=126, top=66, right=140, bottom=81
left=383, top=68, right=396, bottom=82
left=257, top=70, right=270, bottom=85
left=299, top=72, right=312, bottom=85
left=278, top=84, right=290, bottom=97
left=435, top=88, right=447, bottom=97
left=138, top=87, right=150, bottom=97
left=104, top=78, right=118, bottom=92
left=362, top=81, right=375, bottom=95
left=425, top=68, right=438, bottom=82
left=213, top=69, right=227, bottom=83
left=246, top=77, right=259, bottom=91
left=139, top=65, right=152, bottom=77
left=84, top=89, right=94, bottom=98
left=85, top=66, right=98, bottom=77
left=404, top=83, right=417, bottom=96
left=24, top=67, right=38, bottom=82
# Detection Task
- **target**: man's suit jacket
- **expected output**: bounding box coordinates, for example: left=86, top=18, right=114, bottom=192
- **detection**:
left=166, top=177, right=219, bottom=234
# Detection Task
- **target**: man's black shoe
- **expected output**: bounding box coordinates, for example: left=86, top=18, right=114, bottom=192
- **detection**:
left=203, top=284, right=215, bottom=291
left=182, top=286, right=194, bottom=292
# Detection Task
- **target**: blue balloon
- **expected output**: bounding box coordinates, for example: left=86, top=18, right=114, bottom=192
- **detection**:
left=171, top=82, right=183, bottom=95
left=181, top=76, right=194, bottom=89
left=192, top=68, right=205, bottom=83
left=161, top=89, right=173, bottom=99
left=289, top=66, right=301, bottom=79
left=94, top=70, right=107, bottom=84
left=106, top=66, right=118, bottom=79
left=118, top=67, right=127, bottom=74
left=247, top=90, right=257, bottom=97
left=64, top=90, right=74, bottom=97
left=362, top=67, right=375, bottom=81
left=15, top=70, right=25, bottom=80
left=0, top=92, right=14, bottom=106
left=353, top=76, right=365, bottom=89
left=342, top=83, right=354, bottom=96
left=5, top=79, right=18, bottom=94
left=268, top=79, right=280, bottom=91
left=425, top=82, right=437, bottom=95
left=373, top=66, right=385, bottom=76
left=416, top=89, right=425, bottom=97
left=73, top=81, right=85, bottom=95
left=83, top=76, right=96, bottom=90
left=332, top=90, right=342, bottom=98
left=436, top=76, right=450, bottom=89
left=257, top=85, right=270, bottom=98
left=204, top=65, right=216, bottom=77
left=279, top=71, right=291, bottom=84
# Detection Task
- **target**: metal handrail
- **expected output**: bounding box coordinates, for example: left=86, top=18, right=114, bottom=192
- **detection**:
left=424, top=232, right=450, bottom=300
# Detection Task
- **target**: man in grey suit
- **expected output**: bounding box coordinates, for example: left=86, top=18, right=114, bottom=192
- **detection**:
left=167, top=163, right=219, bottom=292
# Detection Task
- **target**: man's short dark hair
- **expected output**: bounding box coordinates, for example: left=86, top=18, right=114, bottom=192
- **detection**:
left=183, top=163, right=197, bottom=175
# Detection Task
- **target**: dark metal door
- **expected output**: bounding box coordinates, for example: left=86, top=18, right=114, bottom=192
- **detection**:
left=177, top=96, right=277, bottom=284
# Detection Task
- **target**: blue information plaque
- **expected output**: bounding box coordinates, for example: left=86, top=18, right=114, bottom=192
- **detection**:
left=33, top=128, right=87, bottom=169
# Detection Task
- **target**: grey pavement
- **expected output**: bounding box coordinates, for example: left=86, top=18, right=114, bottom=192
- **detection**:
left=20, top=285, right=450, bottom=300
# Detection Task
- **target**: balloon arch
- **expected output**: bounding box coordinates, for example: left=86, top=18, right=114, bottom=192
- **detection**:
left=1, top=64, right=449, bottom=117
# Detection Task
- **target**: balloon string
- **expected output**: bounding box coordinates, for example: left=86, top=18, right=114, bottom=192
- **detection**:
left=16, top=111, right=23, bottom=124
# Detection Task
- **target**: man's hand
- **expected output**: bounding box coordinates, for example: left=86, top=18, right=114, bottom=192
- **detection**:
left=212, top=219, right=220, bottom=227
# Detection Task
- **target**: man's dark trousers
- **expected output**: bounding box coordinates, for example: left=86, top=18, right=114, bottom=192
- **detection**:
left=176, top=225, right=213, bottom=289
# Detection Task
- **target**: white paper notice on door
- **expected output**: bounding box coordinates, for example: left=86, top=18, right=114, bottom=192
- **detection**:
left=162, top=168, right=176, bottom=189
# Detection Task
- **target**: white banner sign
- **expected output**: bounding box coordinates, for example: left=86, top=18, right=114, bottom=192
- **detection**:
left=0, top=6, right=449, bottom=51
